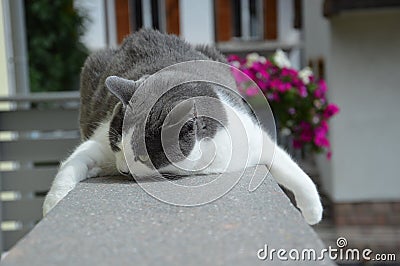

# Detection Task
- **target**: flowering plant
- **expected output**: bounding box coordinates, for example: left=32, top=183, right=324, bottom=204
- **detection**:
left=228, top=50, right=339, bottom=158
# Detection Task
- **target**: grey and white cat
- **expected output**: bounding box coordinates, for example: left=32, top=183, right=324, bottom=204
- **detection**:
left=43, top=29, right=323, bottom=225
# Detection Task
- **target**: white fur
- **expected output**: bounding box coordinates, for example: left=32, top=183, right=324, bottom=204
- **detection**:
left=259, top=134, right=323, bottom=225
left=220, top=93, right=323, bottom=225
left=43, top=121, right=116, bottom=215
left=44, top=94, right=322, bottom=225
left=115, top=143, right=129, bottom=174
left=120, top=92, right=323, bottom=224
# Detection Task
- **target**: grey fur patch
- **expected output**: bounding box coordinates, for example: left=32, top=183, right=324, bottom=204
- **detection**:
left=80, top=29, right=223, bottom=139
left=79, top=29, right=247, bottom=169
left=109, top=102, right=124, bottom=152
left=140, top=82, right=226, bottom=169
left=105, top=76, right=137, bottom=106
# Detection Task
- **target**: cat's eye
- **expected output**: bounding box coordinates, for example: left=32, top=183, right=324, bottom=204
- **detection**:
left=138, top=155, right=149, bottom=162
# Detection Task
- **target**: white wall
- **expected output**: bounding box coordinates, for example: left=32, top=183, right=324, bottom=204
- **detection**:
left=303, top=0, right=333, bottom=195
left=277, top=0, right=300, bottom=44
left=328, top=10, right=400, bottom=202
left=302, top=0, right=330, bottom=62
left=180, top=0, right=214, bottom=44
left=304, top=2, right=400, bottom=202
left=74, top=0, right=116, bottom=51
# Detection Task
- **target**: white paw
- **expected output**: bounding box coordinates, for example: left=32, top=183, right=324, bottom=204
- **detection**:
left=300, top=201, right=323, bottom=225
left=87, top=166, right=102, bottom=178
left=43, top=183, right=74, bottom=216
left=43, top=192, right=64, bottom=216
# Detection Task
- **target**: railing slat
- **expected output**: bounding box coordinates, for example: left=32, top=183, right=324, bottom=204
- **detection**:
left=2, top=198, right=44, bottom=222
left=0, top=92, right=80, bottom=103
left=0, top=109, right=79, bottom=131
left=1, top=168, right=58, bottom=192
left=0, top=93, right=81, bottom=253
left=0, top=138, right=80, bottom=162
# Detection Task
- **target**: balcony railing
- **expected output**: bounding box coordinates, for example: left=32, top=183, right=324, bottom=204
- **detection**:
left=0, top=92, right=80, bottom=252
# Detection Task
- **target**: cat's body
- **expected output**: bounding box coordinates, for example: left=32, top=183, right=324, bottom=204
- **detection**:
left=43, top=29, right=322, bottom=225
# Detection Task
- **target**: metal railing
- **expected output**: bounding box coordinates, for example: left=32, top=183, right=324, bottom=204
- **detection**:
left=0, top=92, right=80, bottom=252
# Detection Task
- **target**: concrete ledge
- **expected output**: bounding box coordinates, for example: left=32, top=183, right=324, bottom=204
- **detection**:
left=1, top=167, right=335, bottom=265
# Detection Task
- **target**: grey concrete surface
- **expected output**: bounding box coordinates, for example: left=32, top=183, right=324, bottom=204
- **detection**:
left=1, top=166, right=335, bottom=266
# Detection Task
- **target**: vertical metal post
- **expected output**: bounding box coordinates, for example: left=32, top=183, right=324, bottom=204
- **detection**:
left=8, top=0, right=30, bottom=95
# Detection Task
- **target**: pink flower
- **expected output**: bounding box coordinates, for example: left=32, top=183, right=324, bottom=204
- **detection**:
left=292, top=78, right=305, bottom=89
left=323, top=104, right=340, bottom=118
left=319, top=120, right=329, bottom=132
left=230, top=67, right=247, bottom=83
left=278, top=83, right=292, bottom=93
left=228, top=53, right=339, bottom=159
left=227, top=55, right=245, bottom=64
left=298, top=85, right=308, bottom=97
left=300, top=131, right=313, bottom=142
left=272, top=92, right=281, bottom=102
left=242, top=68, right=256, bottom=80
left=314, top=80, right=328, bottom=98
left=299, top=122, right=313, bottom=142
left=281, top=68, right=298, bottom=79
left=314, top=123, right=330, bottom=147
left=246, top=86, right=258, bottom=96
left=255, top=79, right=268, bottom=91
left=252, top=62, right=270, bottom=79
left=270, top=79, right=291, bottom=93
left=314, top=135, right=330, bottom=147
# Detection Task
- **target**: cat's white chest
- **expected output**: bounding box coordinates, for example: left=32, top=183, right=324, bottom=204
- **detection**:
left=159, top=99, right=264, bottom=175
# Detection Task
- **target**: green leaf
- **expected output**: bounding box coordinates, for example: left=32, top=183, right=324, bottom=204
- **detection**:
left=25, top=0, right=89, bottom=92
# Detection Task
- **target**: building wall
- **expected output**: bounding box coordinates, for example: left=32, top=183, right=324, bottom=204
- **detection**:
left=304, top=1, right=400, bottom=202
left=180, top=0, right=214, bottom=44
left=329, top=9, right=400, bottom=202
left=278, top=0, right=300, bottom=44
left=302, top=0, right=334, bottom=196
left=302, top=0, right=330, bottom=62
left=74, top=0, right=116, bottom=51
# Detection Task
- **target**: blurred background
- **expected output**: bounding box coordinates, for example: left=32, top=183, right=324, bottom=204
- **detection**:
left=0, top=0, right=399, bottom=264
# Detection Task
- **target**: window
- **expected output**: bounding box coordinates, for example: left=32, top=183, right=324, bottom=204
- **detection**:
left=215, top=0, right=278, bottom=42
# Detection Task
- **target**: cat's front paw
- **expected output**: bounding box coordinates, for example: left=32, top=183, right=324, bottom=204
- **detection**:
left=43, top=191, right=65, bottom=216
left=87, top=166, right=102, bottom=178
left=300, top=201, right=323, bottom=225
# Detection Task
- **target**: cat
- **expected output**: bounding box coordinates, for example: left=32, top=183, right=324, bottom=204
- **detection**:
left=43, top=29, right=323, bottom=225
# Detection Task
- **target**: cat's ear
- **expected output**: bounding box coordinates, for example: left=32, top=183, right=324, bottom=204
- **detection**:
left=164, top=99, right=196, bottom=128
left=105, top=76, right=137, bottom=106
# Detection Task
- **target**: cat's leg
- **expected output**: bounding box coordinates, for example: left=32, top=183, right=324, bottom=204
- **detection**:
left=260, top=131, right=323, bottom=225
left=43, top=139, right=114, bottom=216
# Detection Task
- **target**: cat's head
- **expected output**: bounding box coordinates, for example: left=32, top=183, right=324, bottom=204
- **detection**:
left=105, top=75, right=227, bottom=177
